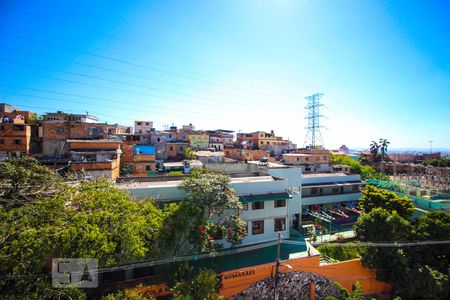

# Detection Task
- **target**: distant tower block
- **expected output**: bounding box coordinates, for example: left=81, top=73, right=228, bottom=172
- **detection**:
left=304, top=93, right=325, bottom=148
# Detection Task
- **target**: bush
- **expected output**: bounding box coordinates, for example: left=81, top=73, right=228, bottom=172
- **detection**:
left=316, top=244, right=364, bottom=261
left=168, top=171, right=185, bottom=176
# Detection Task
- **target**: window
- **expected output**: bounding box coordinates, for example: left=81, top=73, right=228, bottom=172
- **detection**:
left=14, top=139, right=21, bottom=145
left=179, top=146, right=183, bottom=151
left=274, top=218, right=286, bottom=232
left=332, top=187, right=340, bottom=193
left=0, top=125, right=4, bottom=130
left=137, top=122, right=142, bottom=125
left=243, top=203, right=248, bottom=210
left=145, top=165, right=152, bottom=171
left=296, top=157, right=300, bottom=161
left=157, top=138, right=161, bottom=142
left=305, top=157, right=309, bottom=161
left=169, top=146, right=174, bottom=151
left=13, top=125, right=24, bottom=131
left=252, top=220, right=264, bottom=235
left=310, top=188, right=318, bottom=195
left=323, top=156, right=327, bottom=160
left=56, top=126, right=64, bottom=133
left=274, top=200, right=286, bottom=208
left=0, top=139, right=4, bottom=144
left=260, top=141, right=263, bottom=145
left=352, top=185, right=360, bottom=192
left=145, top=122, right=150, bottom=126
left=252, top=201, right=264, bottom=210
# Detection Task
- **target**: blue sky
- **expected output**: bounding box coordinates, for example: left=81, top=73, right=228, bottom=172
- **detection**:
left=1, top=0, right=449, bottom=150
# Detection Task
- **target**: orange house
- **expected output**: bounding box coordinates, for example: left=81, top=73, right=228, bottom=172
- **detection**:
left=68, top=139, right=122, bottom=180
left=0, top=118, right=31, bottom=159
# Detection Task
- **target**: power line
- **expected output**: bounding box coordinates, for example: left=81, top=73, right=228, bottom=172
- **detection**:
left=1, top=46, right=301, bottom=106
left=0, top=31, right=306, bottom=105
left=0, top=68, right=238, bottom=112
left=0, top=8, right=310, bottom=98
left=4, top=92, right=224, bottom=122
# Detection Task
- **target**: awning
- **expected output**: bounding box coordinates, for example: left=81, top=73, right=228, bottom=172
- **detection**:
left=239, top=192, right=292, bottom=203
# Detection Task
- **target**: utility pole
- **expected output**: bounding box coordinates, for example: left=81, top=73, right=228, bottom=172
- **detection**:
left=428, top=140, right=433, bottom=154
left=304, top=93, right=325, bottom=148
left=274, top=232, right=281, bottom=300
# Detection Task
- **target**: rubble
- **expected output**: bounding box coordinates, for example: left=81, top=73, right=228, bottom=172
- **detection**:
left=229, top=271, right=342, bottom=300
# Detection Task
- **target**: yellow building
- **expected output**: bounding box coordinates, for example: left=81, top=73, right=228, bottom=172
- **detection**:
left=189, top=133, right=209, bottom=150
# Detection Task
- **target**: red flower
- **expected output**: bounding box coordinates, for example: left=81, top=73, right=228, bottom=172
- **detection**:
left=241, top=226, right=247, bottom=231
left=207, top=236, right=213, bottom=240
left=238, top=234, right=243, bottom=239
left=199, top=227, right=206, bottom=234
left=227, top=228, right=234, bottom=233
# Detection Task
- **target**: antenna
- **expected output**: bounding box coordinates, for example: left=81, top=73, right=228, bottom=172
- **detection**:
left=304, top=93, right=324, bottom=148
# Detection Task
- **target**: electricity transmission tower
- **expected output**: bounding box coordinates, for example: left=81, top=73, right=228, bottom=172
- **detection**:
left=304, top=93, right=325, bottom=148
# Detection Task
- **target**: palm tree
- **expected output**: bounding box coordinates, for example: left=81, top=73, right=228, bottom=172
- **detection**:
left=379, top=138, right=390, bottom=161
left=369, top=140, right=379, bottom=162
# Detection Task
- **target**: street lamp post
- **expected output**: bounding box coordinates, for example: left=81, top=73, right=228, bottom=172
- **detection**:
left=274, top=232, right=281, bottom=300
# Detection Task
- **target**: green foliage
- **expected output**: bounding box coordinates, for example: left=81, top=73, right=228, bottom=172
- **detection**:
left=354, top=207, right=450, bottom=298
left=329, top=154, right=389, bottom=181
left=359, top=185, right=415, bottom=219
left=120, top=163, right=134, bottom=177
left=0, top=161, right=165, bottom=298
left=180, top=172, right=247, bottom=251
left=316, top=244, right=364, bottom=261
left=423, top=157, right=450, bottom=167
left=172, top=267, right=222, bottom=300
left=0, top=158, right=66, bottom=209
left=333, top=282, right=350, bottom=299
left=168, top=171, right=185, bottom=176
left=349, top=281, right=364, bottom=300
left=185, top=147, right=197, bottom=160
left=410, top=211, right=450, bottom=271
left=160, top=200, right=204, bottom=256
left=102, top=286, right=154, bottom=300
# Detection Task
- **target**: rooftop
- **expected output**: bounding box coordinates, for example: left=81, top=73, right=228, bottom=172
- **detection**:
left=195, top=151, right=225, bottom=157
left=67, top=139, right=122, bottom=143
left=302, top=172, right=349, bottom=178
left=117, top=175, right=276, bottom=190
left=283, top=153, right=313, bottom=157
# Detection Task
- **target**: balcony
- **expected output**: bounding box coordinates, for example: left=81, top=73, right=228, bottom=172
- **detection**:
left=301, top=192, right=362, bottom=206
left=70, top=159, right=119, bottom=171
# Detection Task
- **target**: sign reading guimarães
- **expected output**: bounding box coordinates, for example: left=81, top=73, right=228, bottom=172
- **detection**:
left=222, top=269, right=256, bottom=280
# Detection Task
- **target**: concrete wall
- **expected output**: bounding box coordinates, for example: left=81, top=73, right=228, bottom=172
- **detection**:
left=43, top=140, right=67, bottom=157
left=205, top=163, right=260, bottom=174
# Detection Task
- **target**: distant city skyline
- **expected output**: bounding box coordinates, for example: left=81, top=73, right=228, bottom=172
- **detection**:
left=1, top=0, right=449, bottom=149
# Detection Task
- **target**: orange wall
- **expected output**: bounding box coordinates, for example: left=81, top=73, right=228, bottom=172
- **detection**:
left=130, top=256, right=390, bottom=299
left=219, top=256, right=391, bottom=298
left=69, top=141, right=121, bottom=150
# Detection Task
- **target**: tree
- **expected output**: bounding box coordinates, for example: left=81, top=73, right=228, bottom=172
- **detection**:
left=172, top=266, right=222, bottom=300
left=0, top=158, right=66, bottom=209
left=410, top=211, right=450, bottom=270
left=180, top=171, right=247, bottom=251
left=354, top=208, right=450, bottom=298
left=0, top=174, right=165, bottom=298
left=359, top=185, right=415, bottom=219
left=185, top=147, right=197, bottom=160
left=329, top=153, right=389, bottom=181
left=378, top=138, right=390, bottom=161
left=369, top=141, right=379, bottom=162
left=353, top=208, right=412, bottom=288
left=159, top=200, right=204, bottom=256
